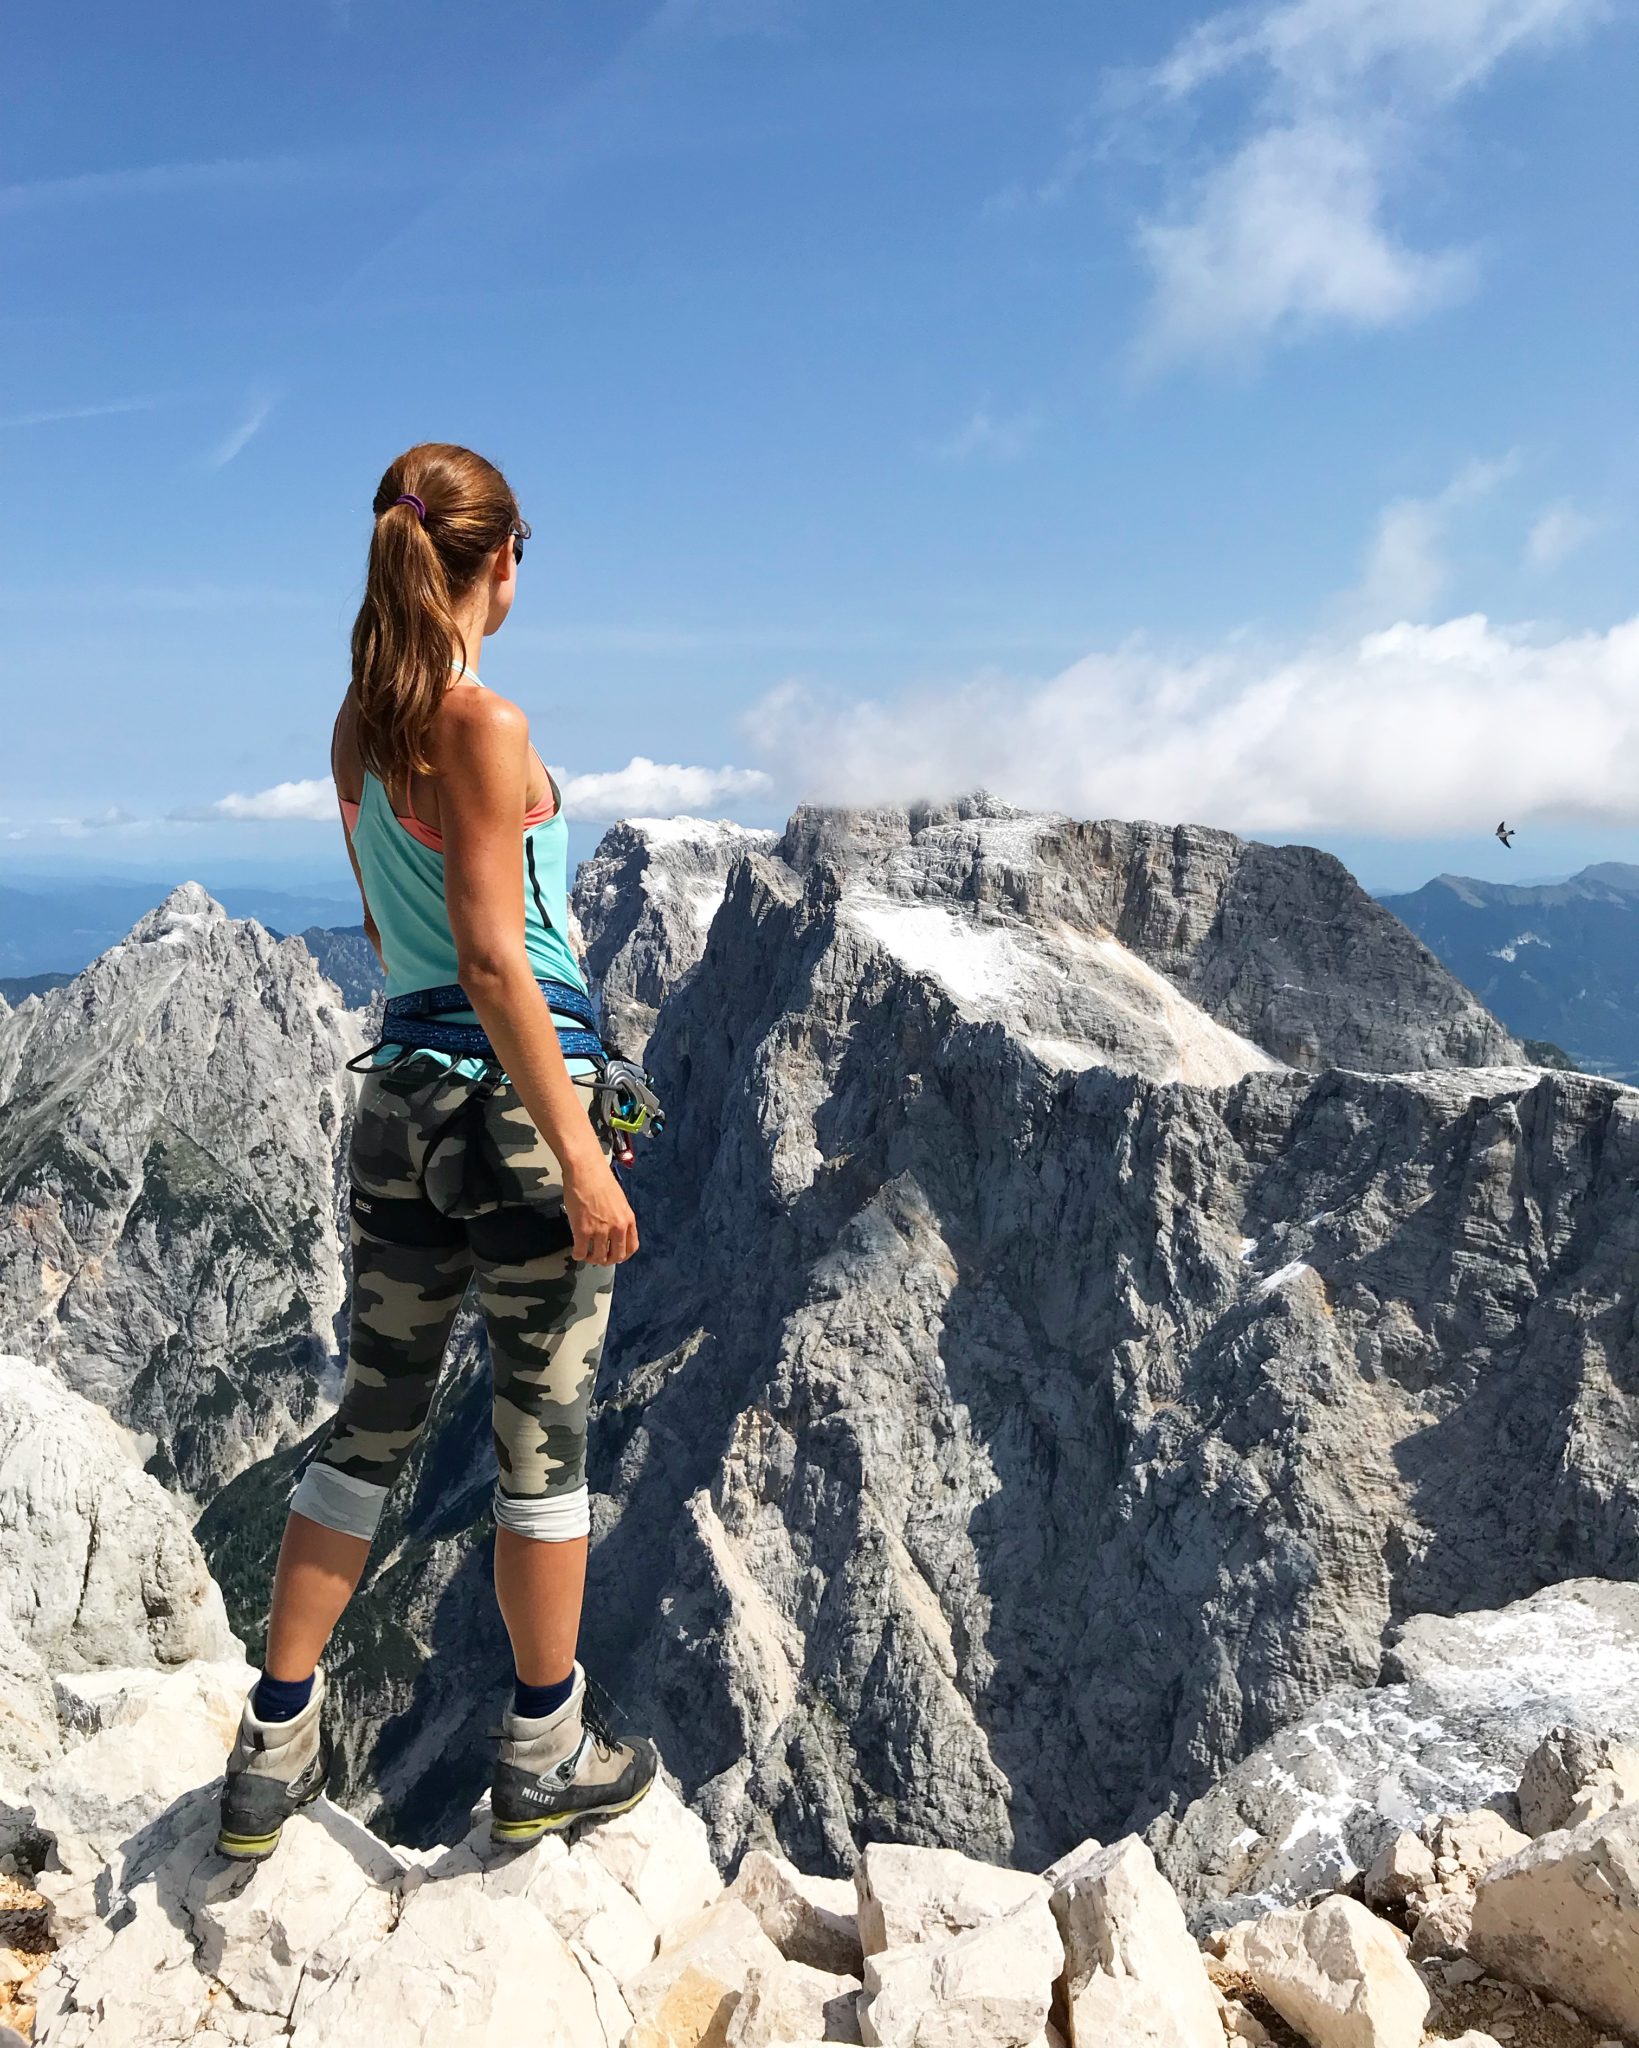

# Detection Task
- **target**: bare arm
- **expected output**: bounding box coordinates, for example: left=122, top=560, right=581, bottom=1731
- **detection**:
left=434, top=692, right=638, bottom=1266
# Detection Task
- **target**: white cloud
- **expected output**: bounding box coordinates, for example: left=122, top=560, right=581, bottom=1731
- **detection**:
left=198, top=778, right=338, bottom=823
left=744, top=612, right=1639, bottom=836
left=559, top=757, right=772, bottom=821
left=934, top=408, right=1042, bottom=462
left=0, top=806, right=144, bottom=839
left=1525, top=499, right=1598, bottom=569
left=1348, top=452, right=1516, bottom=620
left=0, top=393, right=183, bottom=431
left=205, top=392, right=276, bottom=470
left=1130, top=0, right=1609, bottom=364
left=1139, top=120, right=1471, bottom=364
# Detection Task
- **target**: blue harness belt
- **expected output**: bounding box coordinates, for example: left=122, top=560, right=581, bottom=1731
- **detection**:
left=376, top=978, right=607, bottom=1065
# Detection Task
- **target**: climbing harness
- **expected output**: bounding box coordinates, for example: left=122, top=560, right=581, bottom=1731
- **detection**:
left=345, top=976, right=665, bottom=1167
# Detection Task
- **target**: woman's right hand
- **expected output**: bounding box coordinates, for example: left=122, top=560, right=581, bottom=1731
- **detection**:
left=563, top=1153, right=640, bottom=1267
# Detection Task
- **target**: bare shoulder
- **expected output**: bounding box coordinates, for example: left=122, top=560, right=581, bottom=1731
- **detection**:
left=434, top=682, right=528, bottom=764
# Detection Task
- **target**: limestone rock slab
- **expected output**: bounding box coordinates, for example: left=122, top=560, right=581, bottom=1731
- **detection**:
left=730, top=1847, right=862, bottom=1975
left=858, top=1893, right=1063, bottom=2048
left=1219, top=1895, right=1430, bottom=2048
left=1048, top=1835, right=1222, bottom=2048
left=1518, top=1728, right=1639, bottom=1839
left=1469, top=1801, right=1639, bottom=2037
left=855, top=1842, right=1048, bottom=1957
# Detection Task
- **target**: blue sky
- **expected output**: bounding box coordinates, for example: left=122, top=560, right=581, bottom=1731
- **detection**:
left=3, top=0, right=1637, bottom=897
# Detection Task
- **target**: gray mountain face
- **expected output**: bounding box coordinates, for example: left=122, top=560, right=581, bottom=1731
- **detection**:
left=572, top=817, right=779, bottom=1059
left=289, top=925, right=382, bottom=1012
left=1380, top=863, right=1639, bottom=1082
left=9, top=808, right=1618, bottom=1889
left=0, top=884, right=359, bottom=1504
left=573, top=803, right=1630, bottom=1876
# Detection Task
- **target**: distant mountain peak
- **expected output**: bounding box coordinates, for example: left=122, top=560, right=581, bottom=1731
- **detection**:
left=129, top=881, right=228, bottom=944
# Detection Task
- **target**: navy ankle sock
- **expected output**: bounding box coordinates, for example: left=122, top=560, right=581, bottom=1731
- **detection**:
left=513, top=1669, right=576, bottom=1721
left=252, top=1670, right=315, bottom=1723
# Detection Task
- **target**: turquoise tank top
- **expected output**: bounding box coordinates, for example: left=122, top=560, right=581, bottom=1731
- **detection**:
left=346, top=753, right=595, bottom=1079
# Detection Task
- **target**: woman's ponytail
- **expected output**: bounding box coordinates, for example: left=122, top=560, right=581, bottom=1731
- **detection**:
left=350, top=443, right=522, bottom=791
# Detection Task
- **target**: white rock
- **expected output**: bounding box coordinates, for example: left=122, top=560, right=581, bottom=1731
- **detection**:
left=189, top=1801, right=402, bottom=2015
left=855, top=1841, right=1049, bottom=1956
left=1363, top=1831, right=1437, bottom=1912
left=1408, top=1888, right=1475, bottom=1959
left=569, top=1938, right=636, bottom=2048
left=50, top=1667, right=173, bottom=1739
left=1469, top=1800, right=1639, bottom=2037
left=288, top=1876, right=603, bottom=2047
left=31, top=1806, right=221, bottom=2046
left=28, top=1659, right=252, bottom=1854
left=1220, top=1895, right=1431, bottom=2048
left=31, top=1891, right=196, bottom=2045
left=1047, top=1835, right=1221, bottom=2048
left=1220, top=2003, right=1278, bottom=2046
left=1518, top=1728, right=1639, bottom=1838
left=0, top=1360, right=241, bottom=1784
left=722, top=1958, right=864, bottom=2045
left=29, top=1659, right=255, bottom=1938
left=571, top=1778, right=722, bottom=1941
left=859, top=1893, right=1064, bottom=2048
left=730, top=1846, right=863, bottom=1975
left=1425, top=1810, right=1531, bottom=1885
left=624, top=1895, right=786, bottom=2046
left=0, top=1609, right=59, bottom=1791
left=518, top=1832, right=661, bottom=1983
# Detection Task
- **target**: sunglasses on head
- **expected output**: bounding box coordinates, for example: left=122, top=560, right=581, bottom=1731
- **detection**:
left=511, top=518, right=531, bottom=567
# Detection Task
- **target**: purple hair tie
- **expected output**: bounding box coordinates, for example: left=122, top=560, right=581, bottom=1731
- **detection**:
left=392, top=493, right=427, bottom=522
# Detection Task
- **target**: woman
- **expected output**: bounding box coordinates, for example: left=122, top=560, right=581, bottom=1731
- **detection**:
left=217, top=443, right=656, bottom=1861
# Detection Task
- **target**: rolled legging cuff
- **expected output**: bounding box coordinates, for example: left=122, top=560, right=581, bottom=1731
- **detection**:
left=289, top=1462, right=389, bottom=1541
left=492, top=1481, right=590, bottom=1542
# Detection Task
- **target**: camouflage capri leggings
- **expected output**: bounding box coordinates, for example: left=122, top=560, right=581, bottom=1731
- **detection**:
left=288, top=1056, right=615, bottom=1546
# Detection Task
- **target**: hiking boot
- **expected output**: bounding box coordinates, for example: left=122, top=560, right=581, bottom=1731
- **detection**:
left=217, top=1666, right=334, bottom=1861
left=490, top=1665, right=658, bottom=1845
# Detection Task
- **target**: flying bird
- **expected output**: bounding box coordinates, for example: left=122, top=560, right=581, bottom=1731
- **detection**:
left=1496, top=822, right=1515, bottom=849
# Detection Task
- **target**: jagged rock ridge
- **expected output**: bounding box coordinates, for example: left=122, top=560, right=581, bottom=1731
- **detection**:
left=17, top=1587, right=1639, bottom=2046
left=775, top=795, right=1523, bottom=1073
left=573, top=816, right=779, bottom=1059
left=0, top=885, right=359, bottom=1501
left=572, top=802, right=1630, bottom=1876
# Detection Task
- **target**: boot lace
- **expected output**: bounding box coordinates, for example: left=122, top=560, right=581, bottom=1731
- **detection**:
left=580, top=1673, right=627, bottom=1760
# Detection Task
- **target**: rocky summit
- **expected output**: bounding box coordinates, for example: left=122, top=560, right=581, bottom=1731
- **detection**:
left=0, top=885, right=359, bottom=1504
left=11, top=1588, right=1639, bottom=2046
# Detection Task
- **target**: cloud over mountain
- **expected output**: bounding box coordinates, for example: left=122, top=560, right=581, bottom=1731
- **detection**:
left=747, top=611, right=1639, bottom=836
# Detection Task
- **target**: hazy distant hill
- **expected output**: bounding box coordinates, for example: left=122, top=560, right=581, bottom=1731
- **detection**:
left=1380, top=863, right=1639, bottom=1082
left=0, top=878, right=359, bottom=978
